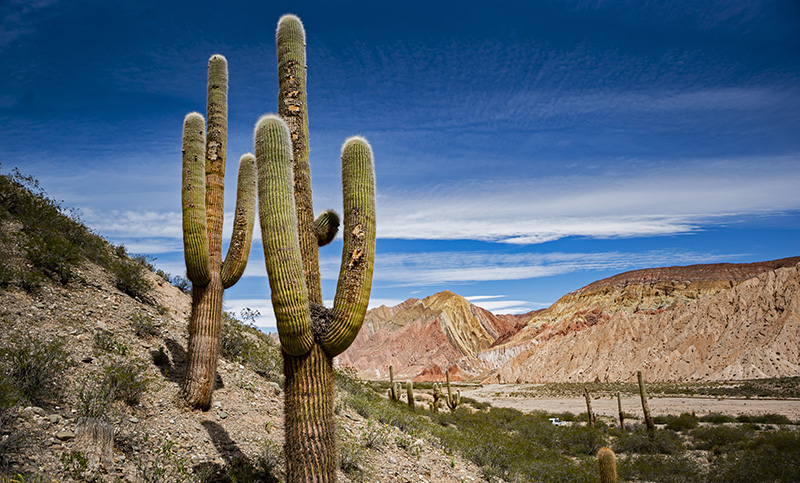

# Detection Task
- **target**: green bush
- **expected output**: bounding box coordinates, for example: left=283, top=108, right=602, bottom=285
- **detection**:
left=130, top=312, right=160, bottom=338
left=108, top=250, right=152, bottom=301
left=689, top=425, right=753, bottom=453
left=664, top=412, right=699, bottom=432
left=93, top=329, right=129, bottom=355
left=75, top=373, right=115, bottom=420
left=220, top=312, right=282, bottom=383
left=707, top=431, right=800, bottom=482
left=0, top=328, right=72, bottom=405
left=699, top=412, right=736, bottom=424
left=103, top=360, right=150, bottom=407
left=613, top=425, right=684, bottom=455
left=736, top=413, right=792, bottom=425
left=618, top=454, right=704, bottom=483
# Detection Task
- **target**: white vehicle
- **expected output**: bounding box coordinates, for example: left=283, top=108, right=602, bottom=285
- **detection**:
left=549, top=417, right=568, bottom=427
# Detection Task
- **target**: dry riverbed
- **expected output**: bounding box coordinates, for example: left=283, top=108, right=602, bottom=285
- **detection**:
left=461, top=384, right=800, bottom=420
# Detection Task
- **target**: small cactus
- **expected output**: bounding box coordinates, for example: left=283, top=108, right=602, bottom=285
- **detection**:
left=431, top=383, right=442, bottom=414
left=445, top=369, right=460, bottom=411
left=388, top=365, right=401, bottom=402
left=597, top=446, right=617, bottom=483
left=617, top=391, right=625, bottom=431
left=638, top=370, right=655, bottom=437
left=584, top=386, right=596, bottom=427
left=406, top=381, right=415, bottom=411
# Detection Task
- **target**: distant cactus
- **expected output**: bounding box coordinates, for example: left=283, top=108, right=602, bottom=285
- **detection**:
left=406, top=381, right=415, bottom=411
left=617, top=391, right=626, bottom=431
left=388, top=365, right=401, bottom=401
left=445, top=369, right=460, bottom=411
left=597, top=446, right=617, bottom=483
left=431, top=383, right=442, bottom=413
left=638, top=370, right=655, bottom=437
left=584, top=386, right=596, bottom=427
left=254, top=14, right=376, bottom=483
left=181, top=55, right=256, bottom=410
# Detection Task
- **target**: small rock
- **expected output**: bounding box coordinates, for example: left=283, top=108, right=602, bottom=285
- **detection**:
left=56, top=430, right=75, bottom=441
left=218, top=412, right=228, bottom=419
left=129, top=417, right=140, bottom=423
left=82, top=356, right=93, bottom=364
left=48, top=414, right=61, bottom=424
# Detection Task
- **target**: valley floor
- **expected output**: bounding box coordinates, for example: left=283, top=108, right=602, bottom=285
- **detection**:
left=463, top=384, right=800, bottom=420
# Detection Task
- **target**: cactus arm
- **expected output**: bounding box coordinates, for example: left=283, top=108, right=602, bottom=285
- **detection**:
left=313, top=210, right=340, bottom=247
left=221, top=153, right=257, bottom=288
left=181, top=112, right=211, bottom=286
left=204, top=55, right=229, bottom=263
left=276, top=14, right=323, bottom=304
left=254, top=115, right=313, bottom=357
left=321, top=137, right=376, bottom=358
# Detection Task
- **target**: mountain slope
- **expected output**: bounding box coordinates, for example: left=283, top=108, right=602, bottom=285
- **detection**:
left=336, top=290, right=520, bottom=380
left=485, top=262, right=800, bottom=383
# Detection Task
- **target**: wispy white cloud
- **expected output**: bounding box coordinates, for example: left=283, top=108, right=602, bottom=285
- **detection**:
left=377, top=156, right=800, bottom=243
left=373, top=250, right=738, bottom=286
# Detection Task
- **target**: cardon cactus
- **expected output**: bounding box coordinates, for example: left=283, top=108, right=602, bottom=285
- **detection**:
left=406, top=381, right=415, bottom=411
left=597, top=446, right=618, bottom=483
left=445, top=369, right=461, bottom=411
left=388, top=365, right=401, bottom=401
left=253, top=14, right=376, bottom=483
left=181, top=55, right=256, bottom=410
left=431, top=383, right=442, bottom=413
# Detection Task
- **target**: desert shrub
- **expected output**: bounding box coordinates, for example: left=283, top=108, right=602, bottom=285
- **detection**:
left=707, top=431, right=800, bottom=482
left=0, top=474, right=54, bottom=483
left=613, top=425, right=684, bottom=455
left=93, top=329, right=129, bottom=355
left=699, top=412, right=736, bottom=424
left=557, top=424, right=607, bottom=455
left=689, top=424, right=753, bottom=453
left=0, top=328, right=71, bottom=405
left=362, top=420, right=390, bottom=449
left=108, top=249, right=152, bottom=301
left=338, top=430, right=369, bottom=480
left=736, top=413, right=792, bottom=425
left=220, top=312, right=282, bottom=383
left=75, top=373, right=115, bottom=420
left=618, top=454, right=704, bottom=483
left=663, top=412, right=699, bottom=432
left=130, top=312, right=160, bottom=338
left=103, top=361, right=150, bottom=407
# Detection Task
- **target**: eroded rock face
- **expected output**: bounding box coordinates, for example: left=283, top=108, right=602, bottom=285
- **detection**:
left=336, top=291, right=519, bottom=380
left=485, top=263, right=800, bottom=383
left=339, top=257, right=800, bottom=383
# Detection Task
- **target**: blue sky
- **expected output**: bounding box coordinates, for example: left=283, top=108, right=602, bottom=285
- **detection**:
left=2, top=0, right=799, bottom=332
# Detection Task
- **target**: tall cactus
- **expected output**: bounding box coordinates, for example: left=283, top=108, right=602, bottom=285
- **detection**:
left=254, top=14, right=376, bottom=483
left=181, top=55, right=256, bottom=410
left=431, top=383, right=442, bottom=413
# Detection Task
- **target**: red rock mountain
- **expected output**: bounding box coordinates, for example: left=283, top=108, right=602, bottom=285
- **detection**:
left=339, top=257, right=800, bottom=383
left=336, top=290, right=519, bottom=380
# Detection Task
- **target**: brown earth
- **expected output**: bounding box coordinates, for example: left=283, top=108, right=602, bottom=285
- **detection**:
left=0, top=262, right=486, bottom=482
left=485, top=262, right=800, bottom=384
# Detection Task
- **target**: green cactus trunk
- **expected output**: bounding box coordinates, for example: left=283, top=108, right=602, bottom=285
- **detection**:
left=284, top=344, right=336, bottom=480
left=181, top=55, right=256, bottom=410
left=255, top=16, right=376, bottom=482
left=597, top=446, right=618, bottom=483
left=638, top=370, right=655, bottom=437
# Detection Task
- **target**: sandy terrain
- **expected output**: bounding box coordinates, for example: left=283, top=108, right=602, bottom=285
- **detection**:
left=462, top=384, right=800, bottom=420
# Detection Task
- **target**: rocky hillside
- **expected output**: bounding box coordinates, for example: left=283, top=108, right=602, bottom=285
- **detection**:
left=342, top=257, right=800, bottom=384
left=480, top=257, right=800, bottom=369
left=0, top=171, right=486, bottom=482
left=485, top=261, right=800, bottom=383
left=336, top=291, right=521, bottom=380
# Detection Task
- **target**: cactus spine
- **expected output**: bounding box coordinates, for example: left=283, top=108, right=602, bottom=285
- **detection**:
left=406, top=381, right=415, bottom=411
left=254, top=14, right=376, bottom=483
left=638, top=370, right=655, bottom=437
left=445, top=369, right=460, bottom=411
left=597, top=446, right=617, bottom=483
left=584, top=386, right=596, bottom=427
left=181, top=55, right=256, bottom=410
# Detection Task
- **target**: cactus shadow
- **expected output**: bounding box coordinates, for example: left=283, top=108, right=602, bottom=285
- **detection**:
left=160, top=338, right=225, bottom=390
left=201, top=420, right=247, bottom=461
